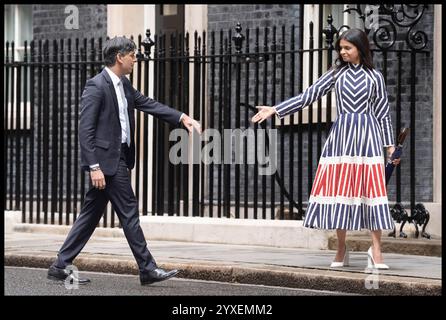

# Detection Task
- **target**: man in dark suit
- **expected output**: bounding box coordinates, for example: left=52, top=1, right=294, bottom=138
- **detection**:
left=47, top=36, right=201, bottom=285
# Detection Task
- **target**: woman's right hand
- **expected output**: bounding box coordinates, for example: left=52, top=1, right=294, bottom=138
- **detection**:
left=251, top=106, right=277, bottom=124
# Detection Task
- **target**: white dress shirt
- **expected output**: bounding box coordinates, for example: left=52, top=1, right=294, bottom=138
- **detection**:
left=105, top=67, right=130, bottom=145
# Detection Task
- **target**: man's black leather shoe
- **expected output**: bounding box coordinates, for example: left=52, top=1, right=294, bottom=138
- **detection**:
left=140, top=268, right=179, bottom=285
left=47, top=265, right=91, bottom=285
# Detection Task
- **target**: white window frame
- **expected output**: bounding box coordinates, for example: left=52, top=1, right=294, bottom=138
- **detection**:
left=5, top=4, right=33, bottom=130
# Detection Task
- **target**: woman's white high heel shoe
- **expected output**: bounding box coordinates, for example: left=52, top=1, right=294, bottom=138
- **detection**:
left=330, top=246, right=349, bottom=268
left=367, top=247, right=389, bottom=269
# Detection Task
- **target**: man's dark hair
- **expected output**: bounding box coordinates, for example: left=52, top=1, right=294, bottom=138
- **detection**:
left=103, top=36, right=137, bottom=67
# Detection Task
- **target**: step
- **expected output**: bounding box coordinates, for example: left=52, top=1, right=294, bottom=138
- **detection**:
left=328, top=235, right=441, bottom=257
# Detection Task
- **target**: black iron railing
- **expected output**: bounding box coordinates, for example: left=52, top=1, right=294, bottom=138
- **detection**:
left=4, top=13, right=431, bottom=229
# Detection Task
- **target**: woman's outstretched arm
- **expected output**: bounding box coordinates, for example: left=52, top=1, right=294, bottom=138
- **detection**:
left=275, top=68, right=336, bottom=119
left=251, top=68, right=336, bottom=123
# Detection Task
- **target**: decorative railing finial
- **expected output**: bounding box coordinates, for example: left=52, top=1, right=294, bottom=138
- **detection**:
left=232, top=22, right=245, bottom=54
left=141, top=29, right=155, bottom=58
left=322, top=15, right=338, bottom=49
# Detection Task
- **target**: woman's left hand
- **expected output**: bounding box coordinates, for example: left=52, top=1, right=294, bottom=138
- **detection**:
left=387, top=146, right=401, bottom=166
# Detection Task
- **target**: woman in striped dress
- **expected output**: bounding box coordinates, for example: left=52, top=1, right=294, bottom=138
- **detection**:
left=252, top=29, right=400, bottom=269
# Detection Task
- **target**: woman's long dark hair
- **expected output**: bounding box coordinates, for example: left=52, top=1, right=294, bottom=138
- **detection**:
left=332, top=28, right=374, bottom=74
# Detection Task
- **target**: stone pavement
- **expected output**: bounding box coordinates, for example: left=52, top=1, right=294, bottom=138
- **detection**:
left=4, top=230, right=441, bottom=296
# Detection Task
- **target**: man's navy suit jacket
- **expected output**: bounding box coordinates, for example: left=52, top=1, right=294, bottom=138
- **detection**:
left=79, top=68, right=183, bottom=176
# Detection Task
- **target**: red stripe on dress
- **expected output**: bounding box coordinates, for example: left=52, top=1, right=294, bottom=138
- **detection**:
left=334, top=163, right=342, bottom=196
left=368, top=165, right=376, bottom=198
left=337, top=163, right=346, bottom=196
left=363, top=164, right=370, bottom=198
left=343, top=163, right=350, bottom=197
left=313, top=165, right=326, bottom=196
left=331, top=164, right=337, bottom=196
left=375, top=164, right=383, bottom=197
left=361, top=164, right=367, bottom=198
left=350, top=164, right=358, bottom=197
left=311, top=162, right=387, bottom=199
left=324, top=164, right=329, bottom=197
left=354, top=163, right=362, bottom=198
left=348, top=164, right=355, bottom=198
left=311, top=165, right=322, bottom=195
left=377, top=164, right=387, bottom=196
left=372, top=164, right=381, bottom=197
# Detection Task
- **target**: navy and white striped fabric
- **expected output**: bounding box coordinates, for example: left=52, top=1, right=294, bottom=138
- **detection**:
left=275, top=63, right=394, bottom=146
left=275, top=62, right=395, bottom=230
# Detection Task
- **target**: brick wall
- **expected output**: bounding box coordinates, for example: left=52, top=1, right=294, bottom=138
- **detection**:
left=32, top=4, right=107, bottom=41
left=5, top=5, right=107, bottom=205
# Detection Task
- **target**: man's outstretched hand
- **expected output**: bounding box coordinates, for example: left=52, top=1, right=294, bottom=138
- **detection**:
left=181, top=114, right=202, bottom=134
